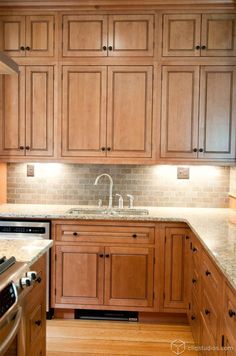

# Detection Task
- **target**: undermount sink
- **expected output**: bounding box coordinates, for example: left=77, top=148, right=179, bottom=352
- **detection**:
left=66, top=208, right=149, bottom=216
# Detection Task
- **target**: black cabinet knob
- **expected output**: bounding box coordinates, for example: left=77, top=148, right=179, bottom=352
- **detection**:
left=101, top=147, right=106, bottom=151
left=205, top=270, right=211, bottom=277
left=201, top=45, right=206, bottom=50
left=195, top=45, right=200, bottom=50
left=186, top=236, right=190, bottom=240
left=103, top=46, right=107, bottom=50
left=108, top=46, right=112, bottom=51
left=205, top=309, right=210, bottom=315
left=199, top=148, right=204, bottom=152
left=73, top=232, right=78, bottom=236
left=36, top=276, right=42, bottom=284
left=25, top=46, right=30, bottom=51
left=19, top=146, right=24, bottom=150
left=192, top=247, right=197, bottom=252
left=105, top=254, right=110, bottom=258
left=99, top=254, right=104, bottom=258
left=192, top=278, right=197, bottom=284
left=107, top=147, right=111, bottom=151
left=20, top=46, right=25, bottom=51
left=193, top=148, right=198, bottom=152
left=228, top=309, right=236, bottom=318
left=35, top=320, right=42, bottom=326
left=25, top=146, right=30, bottom=150
left=132, top=234, right=137, bottom=238
left=191, top=315, right=196, bottom=320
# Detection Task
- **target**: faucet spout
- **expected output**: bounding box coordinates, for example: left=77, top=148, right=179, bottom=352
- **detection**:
left=94, top=173, right=113, bottom=209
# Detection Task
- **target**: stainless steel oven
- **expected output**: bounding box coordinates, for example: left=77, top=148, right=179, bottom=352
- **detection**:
left=0, top=221, right=50, bottom=313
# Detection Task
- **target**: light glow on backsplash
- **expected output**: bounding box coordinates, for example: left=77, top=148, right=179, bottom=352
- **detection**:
left=7, top=163, right=230, bottom=208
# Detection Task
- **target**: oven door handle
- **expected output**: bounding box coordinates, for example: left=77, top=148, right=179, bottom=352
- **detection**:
left=0, top=306, right=22, bottom=355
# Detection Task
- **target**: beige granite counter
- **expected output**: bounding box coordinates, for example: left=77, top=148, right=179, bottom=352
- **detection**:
left=0, top=239, right=53, bottom=266
left=0, top=204, right=235, bottom=290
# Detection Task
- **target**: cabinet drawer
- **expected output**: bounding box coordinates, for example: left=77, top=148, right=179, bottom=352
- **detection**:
left=202, top=251, right=222, bottom=300
left=191, top=237, right=202, bottom=268
left=191, top=266, right=201, bottom=302
left=56, top=224, right=154, bottom=244
left=201, top=288, right=219, bottom=343
left=189, top=292, right=201, bottom=346
left=224, top=284, right=236, bottom=345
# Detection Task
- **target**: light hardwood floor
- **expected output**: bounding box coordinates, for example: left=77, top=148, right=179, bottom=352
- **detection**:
left=47, top=319, right=198, bottom=355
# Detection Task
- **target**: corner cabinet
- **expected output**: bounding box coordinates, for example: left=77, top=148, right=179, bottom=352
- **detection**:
left=0, top=65, right=54, bottom=157
left=161, top=65, right=236, bottom=161
left=163, top=13, right=236, bottom=57
left=61, top=65, right=154, bottom=160
left=52, top=221, right=155, bottom=311
left=62, top=14, right=154, bottom=57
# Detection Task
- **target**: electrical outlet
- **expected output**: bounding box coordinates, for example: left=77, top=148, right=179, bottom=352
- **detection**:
left=177, top=167, right=189, bottom=179
left=27, top=164, right=35, bottom=177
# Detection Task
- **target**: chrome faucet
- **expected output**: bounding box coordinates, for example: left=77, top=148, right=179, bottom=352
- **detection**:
left=94, top=173, right=113, bottom=209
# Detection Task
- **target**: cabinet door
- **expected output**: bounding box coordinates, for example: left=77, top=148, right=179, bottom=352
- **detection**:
left=62, top=15, right=107, bottom=57
left=108, top=15, right=154, bottom=57
left=201, top=14, right=236, bottom=57
left=199, top=66, right=236, bottom=160
left=104, top=246, right=154, bottom=308
left=61, top=66, right=107, bottom=157
left=164, top=228, right=190, bottom=310
left=107, top=66, right=153, bottom=158
left=161, top=66, right=199, bottom=158
left=25, top=66, right=54, bottom=157
left=25, top=16, right=54, bottom=57
left=163, top=14, right=201, bottom=56
left=0, top=67, right=25, bottom=156
left=0, top=16, right=25, bottom=57
left=55, top=245, right=104, bottom=306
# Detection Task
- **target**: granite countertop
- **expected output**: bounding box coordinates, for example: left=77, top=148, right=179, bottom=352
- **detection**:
left=0, top=204, right=235, bottom=290
left=0, top=239, right=53, bottom=266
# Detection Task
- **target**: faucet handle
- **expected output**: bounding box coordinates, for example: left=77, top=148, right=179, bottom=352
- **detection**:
left=116, top=194, right=123, bottom=209
left=127, top=194, right=134, bottom=208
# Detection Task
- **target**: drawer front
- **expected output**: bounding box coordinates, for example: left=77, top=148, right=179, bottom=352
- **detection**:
left=201, top=314, right=219, bottom=356
left=191, top=266, right=201, bottom=302
left=56, top=224, right=154, bottom=244
left=201, top=288, right=219, bottom=343
left=191, top=237, right=202, bottom=268
left=202, top=251, right=222, bottom=300
left=190, top=292, right=201, bottom=346
left=29, top=303, right=43, bottom=343
left=224, top=284, right=236, bottom=345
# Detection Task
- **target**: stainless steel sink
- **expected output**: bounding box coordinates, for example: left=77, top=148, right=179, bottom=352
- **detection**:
left=66, top=208, right=149, bottom=216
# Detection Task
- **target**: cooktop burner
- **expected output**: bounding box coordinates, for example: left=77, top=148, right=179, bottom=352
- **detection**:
left=0, top=256, right=16, bottom=275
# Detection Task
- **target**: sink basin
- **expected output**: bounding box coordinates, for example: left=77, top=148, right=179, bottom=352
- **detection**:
left=66, top=208, right=149, bottom=216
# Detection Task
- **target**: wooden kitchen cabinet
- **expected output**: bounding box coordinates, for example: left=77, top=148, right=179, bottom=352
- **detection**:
left=163, top=13, right=236, bottom=57
left=161, top=65, right=236, bottom=161
left=0, top=15, right=54, bottom=57
left=62, top=14, right=154, bottom=57
left=222, top=284, right=236, bottom=354
left=52, top=221, right=155, bottom=310
left=61, top=65, right=153, bottom=160
left=0, top=65, right=54, bottom=157
left=163, top=227, right=191, bottom=311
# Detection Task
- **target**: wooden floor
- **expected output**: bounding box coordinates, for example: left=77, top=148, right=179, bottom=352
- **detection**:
left=47, top=319, right=198, bottom=355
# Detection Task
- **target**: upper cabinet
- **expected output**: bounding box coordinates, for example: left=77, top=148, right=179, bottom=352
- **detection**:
left=61, top=65, right=154, bottom=161
left=0, top=15, right=55, bottom=57
left=163, top=13, right=236, bottom=57
left=161, top=65, right=236, bottom=161
left=62, top=14, right=154, bottom=57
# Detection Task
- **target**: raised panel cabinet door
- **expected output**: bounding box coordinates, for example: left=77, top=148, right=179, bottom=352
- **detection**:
left=62, top=15, right=107, bottom=57
left=25, top=66, right=54, bottom=157
left=201, top=14, right=236, bottom=57
left=199, top=66, right=236, bottom=160
left=107, top=66, right=153, bottom=158
left=61, top=66, right=107, bottom=157
left=164, top=228, right=190, bottom=310
left=25, top=16, right=54, bottom=57
left=163, top=14, right=201, bottom=56
left=161, top=66, right=199, bottom=158
left=104, top=246, right=154, bottom=308
left=55, top=245, right=104, bottom=306
left=108, top=14, right=154, bottom=57
left=0, top=66, right=25, bottom=156
left=0, top=16, right=25, bottom=57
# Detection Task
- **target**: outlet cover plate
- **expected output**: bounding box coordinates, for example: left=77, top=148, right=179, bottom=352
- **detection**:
left=177, top=167, right=189, bottom=179
left=27, top=164, right=35, bottom=177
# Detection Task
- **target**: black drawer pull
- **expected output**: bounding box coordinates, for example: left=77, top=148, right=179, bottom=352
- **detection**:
left=192, top=278, right=197, bottom=284
left=105, top=254, right=110, bottom=258
left=228, top=309, right=236, bottom=318
left=19, top=146, right=24, bottom=150
left=99, top=254, right=104, bottom=258
left=191, top=315, right=196, bottom=320
left=25, top=46, right=30, bottom=51
left=102, top=46, right=107, bottom=50
left=73, top=232, right=78, bottom=236
left=35, top=320, right=41, bottom=326
left=25, top=146, right=30, bottom=150
left=20, top=46, right=25, bottom=51
left=101, top=147, right=106, bottom=151
left=195, top=45, right=200, bottom=50
left=205, top=270, right=211, bottom=276
left=108, top=46, right=112, bottom=51
left=132, top=234, right=137, bottom=238
left=192, top=247, right=197, bottom=252
left=201, top=45, right=206, bottom=50
left=36, top=276, right=42, bottom=284
left=205, top=309, right=210, bottom=315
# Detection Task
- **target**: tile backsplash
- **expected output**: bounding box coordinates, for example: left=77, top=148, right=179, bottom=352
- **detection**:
left=7, top=163, right=230, bottom=208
